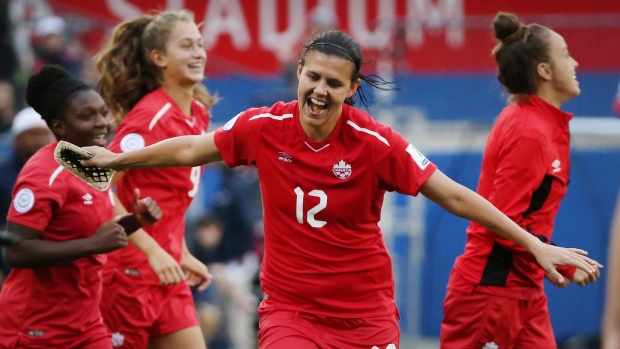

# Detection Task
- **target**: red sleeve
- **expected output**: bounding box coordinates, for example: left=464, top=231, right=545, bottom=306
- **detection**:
left=375, top=128, right=437, bottom=196
left=556, top=265, right=577, bottom=280
left=7, top=169, right=65, bottom=232
left=109, top=108, right=165, bottom=153
left=214, top=110, right=261, bottom=167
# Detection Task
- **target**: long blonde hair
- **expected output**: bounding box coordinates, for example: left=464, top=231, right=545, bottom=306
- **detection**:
left=96, top=10, right=217, bottom=123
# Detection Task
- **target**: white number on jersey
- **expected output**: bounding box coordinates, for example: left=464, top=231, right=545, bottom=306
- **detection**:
left=188, top=166, right=201, bottom=197
left=294, top=187, right=327, bottom=228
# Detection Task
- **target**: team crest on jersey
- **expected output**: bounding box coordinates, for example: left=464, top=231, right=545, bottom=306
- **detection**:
left=333, top=160, right=352, bottom=179
left=483, top=342, right=498, bottom=349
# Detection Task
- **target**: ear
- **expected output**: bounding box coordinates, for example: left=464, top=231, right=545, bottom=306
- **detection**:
left=537, top=62, right=553, bottom=81
left=347, top=78, right=362, bottom=98
left=150, top=50, right=167, bottom=69
left=50, top=119, right=66, bottom=139
left=297, top=60, right=303, bottom=80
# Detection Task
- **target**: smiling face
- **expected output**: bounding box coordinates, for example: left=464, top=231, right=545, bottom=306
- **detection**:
left=547, top=30, right=580, bottom=103
left=51, top=89, right=110, bottom=148
left=153, top=20, right=206, bottom=88
left=297, top=51, right=360, bottom=141
left=536, top=30, right=580, bottom=107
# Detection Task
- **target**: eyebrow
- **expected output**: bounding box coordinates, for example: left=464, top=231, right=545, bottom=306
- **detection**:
left=178, top=36, right=202, bottom=43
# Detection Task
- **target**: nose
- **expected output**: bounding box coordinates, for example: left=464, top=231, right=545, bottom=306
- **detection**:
left=572, top=57, right=579, bottom=68
left=194, top=43, right=206, bottom=59
left=95, top=113, right=109, bottom=127
left=314, top=80, right=328, bottom=96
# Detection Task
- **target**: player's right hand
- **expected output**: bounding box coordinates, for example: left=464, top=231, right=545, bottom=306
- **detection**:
left=130, top=188, right=163, bottom=227
left=91, top=216, right=128, bottom=253
left=82, top=146, right=122, bottom=170
left=146, top=246, right=186, bottom=286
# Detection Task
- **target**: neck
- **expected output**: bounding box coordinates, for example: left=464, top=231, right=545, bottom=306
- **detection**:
left=535, top=84, right=566, bottom=109
left=161, top=82, right=194, bottom=116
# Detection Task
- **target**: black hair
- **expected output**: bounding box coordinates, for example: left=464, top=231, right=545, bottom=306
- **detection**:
left=301, top=30, right=398, bottom=108
left=25, top=65, right=91, bottom=127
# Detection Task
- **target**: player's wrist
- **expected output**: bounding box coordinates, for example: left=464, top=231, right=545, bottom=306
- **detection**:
left=519, top=230, right=544, bottom=252
left=118, top=214, right=141, bottom=235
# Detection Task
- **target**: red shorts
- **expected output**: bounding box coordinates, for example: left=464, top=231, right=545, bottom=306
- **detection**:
left=440, top=288, right=556, bottom=349
left=100, top=271, right=199, bottom=348
left=257, top=307, right=400, bottom=349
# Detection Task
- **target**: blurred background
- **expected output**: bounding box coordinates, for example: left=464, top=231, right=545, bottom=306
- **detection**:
left=0, top=1, right=619, bottom=348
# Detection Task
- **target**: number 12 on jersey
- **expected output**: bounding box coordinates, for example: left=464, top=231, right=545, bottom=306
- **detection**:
left=294, top=187, right=327, bottom=228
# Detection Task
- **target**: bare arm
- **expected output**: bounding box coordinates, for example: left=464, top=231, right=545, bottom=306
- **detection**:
left=180, top=237, right=213, bottom=291
left=110, top=173, right=186, bottom=285
left=419, top=170, right=597, bottom=282
left=3, top=219, right=127, bottom=268
left=83, top=132, right=222, bottom=171
left=603, top=192, right=620, bottom=349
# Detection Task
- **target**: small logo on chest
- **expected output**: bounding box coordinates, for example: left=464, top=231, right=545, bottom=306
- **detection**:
left=333, top=160, right=352, bottom=179
left=278, top=152, right=292, bottom=163
left=551, top=159, right=561, bottom=173
left=83, top=193, right=93, bottom=205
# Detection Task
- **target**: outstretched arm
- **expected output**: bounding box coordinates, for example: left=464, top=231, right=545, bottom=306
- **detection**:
left=83, top=132, right=222, bottom=171
left=603, top=192, right=620, bottom=349
left=419, top=170, right=598, bottom=283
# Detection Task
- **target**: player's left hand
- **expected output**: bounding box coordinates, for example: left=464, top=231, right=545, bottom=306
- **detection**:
left=572, top=264, right=603, bottom=286
left=181, top=251, right=213, bottom=292
left=130, top=188, right=162, bottom=227
left=545, top=269, right=571, bottom=288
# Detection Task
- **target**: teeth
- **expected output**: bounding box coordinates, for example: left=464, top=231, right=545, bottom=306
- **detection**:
left=310, top=98, right=326, bottom=106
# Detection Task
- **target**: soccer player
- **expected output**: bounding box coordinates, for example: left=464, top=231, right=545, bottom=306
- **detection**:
left=83, top=30, right=599, bottom=349
left=94, top=9, right=216, bottom=349
left=440, top=12, right=603, bottom=349
left=0, top=65, right=161, bottom=349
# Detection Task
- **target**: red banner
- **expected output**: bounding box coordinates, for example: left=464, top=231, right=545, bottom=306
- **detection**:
left=48, top=0, right=620, bottom=75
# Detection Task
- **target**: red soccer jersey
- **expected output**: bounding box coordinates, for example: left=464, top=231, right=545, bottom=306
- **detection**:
left=214, top=101, right=437, bottom=317
left=0, top=142, right=114, bottom=347
left=106, top=88, right=210, bottom=284
left=451, top=94, right=572, bottom=299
